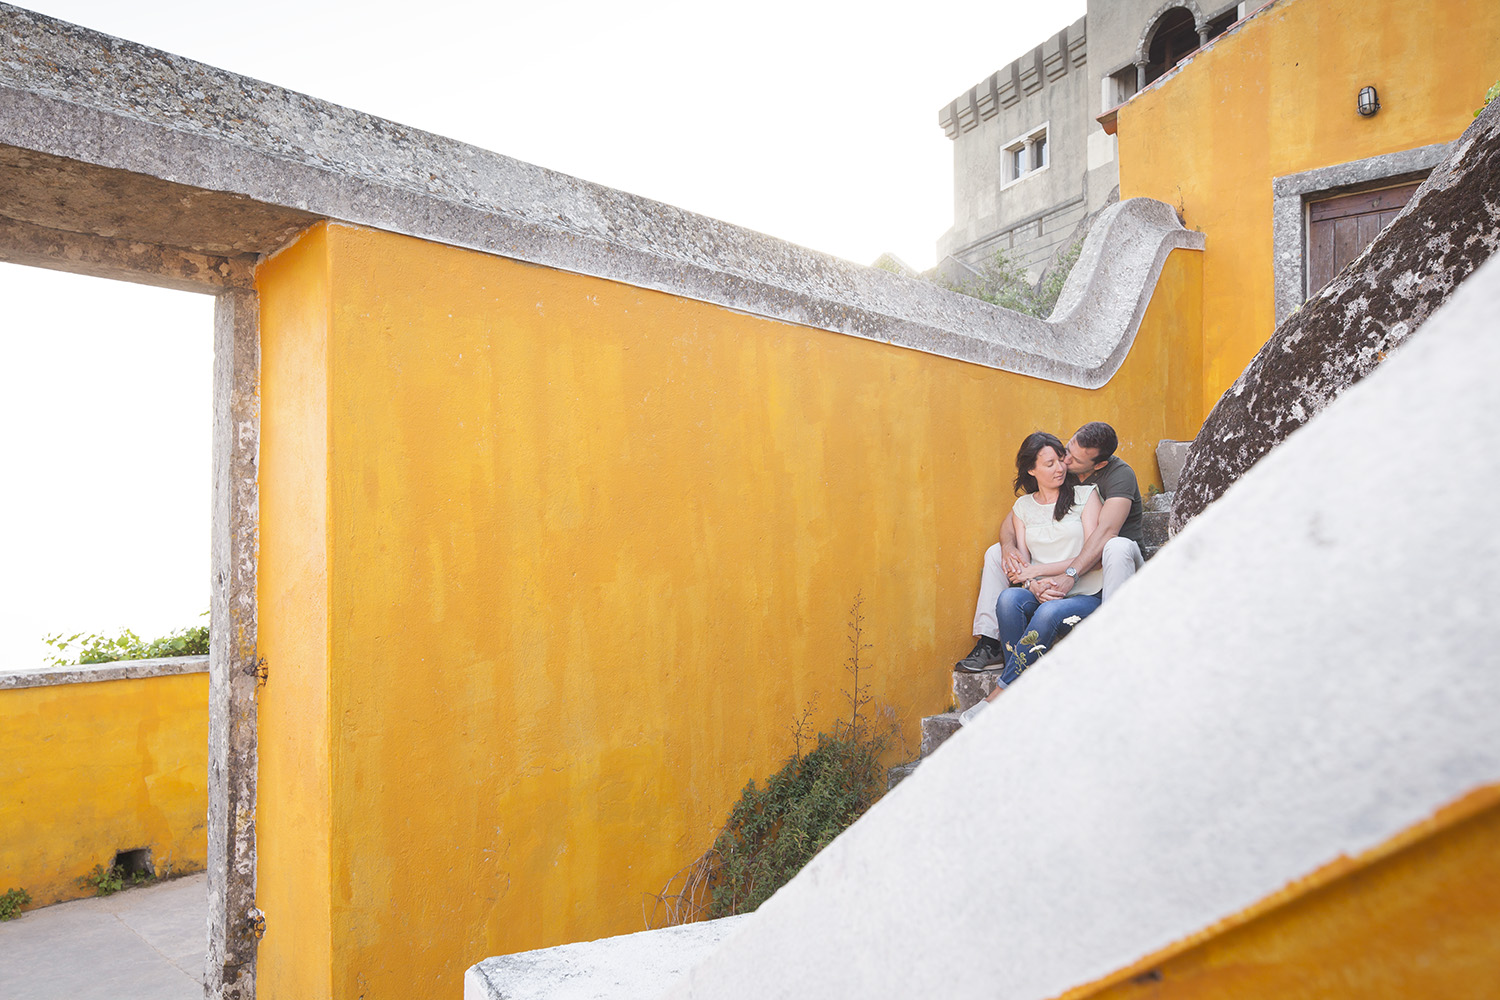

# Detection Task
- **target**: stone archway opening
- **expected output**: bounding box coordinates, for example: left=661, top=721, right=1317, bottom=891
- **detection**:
left=1144, top=7, right=1201, bottom=84
left=0, top=141, right=320, bottom=999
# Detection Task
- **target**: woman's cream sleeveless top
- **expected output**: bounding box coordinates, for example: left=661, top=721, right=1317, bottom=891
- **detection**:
left=1010, top=484, right=1103, bottom=596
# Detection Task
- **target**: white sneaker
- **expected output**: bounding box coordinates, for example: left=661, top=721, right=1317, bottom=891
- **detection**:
left=958, top=699, right=990, bottom=726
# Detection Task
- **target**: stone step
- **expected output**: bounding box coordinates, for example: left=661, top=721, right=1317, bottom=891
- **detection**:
left=889, top=709, right=967, bottom=790
left=1155, top=439, right=1192, bottom=493
left=953, top=667, right=1004, bottom=713
left=887, top=759, right=920, bottom=790
left=1141, top=490, right=1173, bottom=560
left=920, top=712, right=963, bottom=758
left=925, top=487, right=1181, bottom=789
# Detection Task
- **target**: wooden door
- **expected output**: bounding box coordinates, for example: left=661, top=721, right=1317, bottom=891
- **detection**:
left=1307, top=182, right=1421, bottom=295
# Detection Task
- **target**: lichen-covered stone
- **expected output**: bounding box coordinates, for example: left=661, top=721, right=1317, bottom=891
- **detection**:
left=1171, top=99, right=1500, bottom=533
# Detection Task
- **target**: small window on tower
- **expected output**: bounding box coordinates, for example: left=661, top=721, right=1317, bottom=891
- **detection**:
left=1003, top=124, right=1050, bottom=186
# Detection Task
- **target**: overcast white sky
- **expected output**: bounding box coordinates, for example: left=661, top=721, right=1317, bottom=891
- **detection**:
left=0, top=0, right=1084, bottom=668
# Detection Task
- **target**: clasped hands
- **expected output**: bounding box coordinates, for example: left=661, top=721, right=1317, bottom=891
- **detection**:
left=1000, top=547, right=1073, bottom=602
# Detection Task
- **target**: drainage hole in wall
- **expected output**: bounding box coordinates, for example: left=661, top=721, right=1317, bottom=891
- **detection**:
left=113, top=848, right=153, bottom=878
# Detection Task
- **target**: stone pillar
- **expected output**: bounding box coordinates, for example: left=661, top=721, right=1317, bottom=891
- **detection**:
left=1136, top=61, right=1148, bottom=91
left=207, top=286, right=261, bottom=1000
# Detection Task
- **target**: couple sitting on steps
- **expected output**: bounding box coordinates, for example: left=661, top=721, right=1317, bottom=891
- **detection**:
left=956, top=422, right=1145, bottom=726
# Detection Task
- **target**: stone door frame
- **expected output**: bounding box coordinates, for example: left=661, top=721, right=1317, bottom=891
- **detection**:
left=1271, top=142, right=1451, bottom=327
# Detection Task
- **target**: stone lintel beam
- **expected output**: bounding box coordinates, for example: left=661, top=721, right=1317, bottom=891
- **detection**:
left=0, top=214, right=255, bottom=292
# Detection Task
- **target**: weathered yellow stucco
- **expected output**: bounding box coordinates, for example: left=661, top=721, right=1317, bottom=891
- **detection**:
left=255, top=221, right=1201, bottom=997
left=257, top=223, right=334, bottom=1000
left=1117, top=0, right=1500, bottom=417
left=0, top=672, right=208, bottom=909
left=1061, top=784, right=1500, bottom=1000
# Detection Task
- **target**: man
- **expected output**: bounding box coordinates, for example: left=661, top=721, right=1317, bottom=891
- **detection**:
left=955, top=421, right=1145, bottom=673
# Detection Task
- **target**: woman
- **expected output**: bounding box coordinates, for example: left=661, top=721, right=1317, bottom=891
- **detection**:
left=960, top=431, right=1104, bottom=725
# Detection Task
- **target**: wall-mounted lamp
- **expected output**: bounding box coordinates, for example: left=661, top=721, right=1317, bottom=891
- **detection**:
left=1357, top=86, right=1381, bottom=117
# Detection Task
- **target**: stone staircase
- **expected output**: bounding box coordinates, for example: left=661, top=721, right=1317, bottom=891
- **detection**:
left=1141, top=489, right=1171, bottom=559
left=887, top=678, right=992, bottom=790
left=890, top=482, right=1176, bottom=789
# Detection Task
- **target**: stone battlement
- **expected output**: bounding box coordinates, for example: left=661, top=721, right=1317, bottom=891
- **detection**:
left=938, top=17, right=1086, bottom=139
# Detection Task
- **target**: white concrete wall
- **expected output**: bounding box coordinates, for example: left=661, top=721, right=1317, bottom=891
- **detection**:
left=660, top=255, right=1500, bottom=1000
left=466, top=917, right=748, bottom=1000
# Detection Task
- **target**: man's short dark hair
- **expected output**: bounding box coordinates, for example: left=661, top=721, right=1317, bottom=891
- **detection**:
left=1074, top=421, right=1118, bottom=462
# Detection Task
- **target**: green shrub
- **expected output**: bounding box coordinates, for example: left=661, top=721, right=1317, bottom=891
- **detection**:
left=707, top=721, right=891, bottom=917
left=44, top=618, right=209, bottom=667
left=81, top=863, right=125, bottom=896
left=1476, top=80, right=1500, bottom=118
left=647, top=595, right=900, bottom=926
left=0, top=887, right=30, bottom=920
left=942, top=239, right=1083, bottom=319
left=1032, top=239, right=1084, bottom=318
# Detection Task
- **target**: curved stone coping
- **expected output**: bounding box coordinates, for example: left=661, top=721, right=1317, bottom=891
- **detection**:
left=0, top=654, right=209, bottom=690
left=0, top=5, right=1201, bottom=388
left=464, top=916, right=750, bottom=1000
left=657, top=257, right=1500, bottom=999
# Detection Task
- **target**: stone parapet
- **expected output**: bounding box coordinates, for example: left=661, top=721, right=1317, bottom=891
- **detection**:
left=0, top=654, right=209, bottom=689
left=0, top=5, right=1192, bottom=391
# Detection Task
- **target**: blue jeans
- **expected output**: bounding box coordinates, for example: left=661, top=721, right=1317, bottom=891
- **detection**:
left=995, top=587, right=1102, bottom=686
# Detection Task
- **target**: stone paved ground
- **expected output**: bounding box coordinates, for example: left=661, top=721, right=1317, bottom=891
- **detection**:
left=0, top=872, right=206, bottom=1000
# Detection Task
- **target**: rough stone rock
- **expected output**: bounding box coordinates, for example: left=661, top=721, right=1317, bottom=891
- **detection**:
left=1141, top=508, right=1170, bottom=559
left=1171, top=99, right=1500, bottom=533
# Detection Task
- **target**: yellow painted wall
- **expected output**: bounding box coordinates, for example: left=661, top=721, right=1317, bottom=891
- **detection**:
left=0, top=672, right=208, bottom=909
left=255, top=221, right=1201, bottom=998
left=1117, top=0, right=1500, bottom=417
left=1060, top=784, right=1500, bottom=999
left=257, top=225, right=334, bottom=1000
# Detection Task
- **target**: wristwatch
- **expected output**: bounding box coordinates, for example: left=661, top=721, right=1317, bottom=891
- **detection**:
left=1065, top=566, right=1078, bottom=579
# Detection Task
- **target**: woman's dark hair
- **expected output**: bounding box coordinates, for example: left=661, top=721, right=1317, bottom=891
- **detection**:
left=1013, top=431, right=1078, bottom=522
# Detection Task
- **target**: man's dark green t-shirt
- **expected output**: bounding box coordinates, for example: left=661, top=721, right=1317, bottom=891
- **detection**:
left=1088, top=456, right=1143, bottom=547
